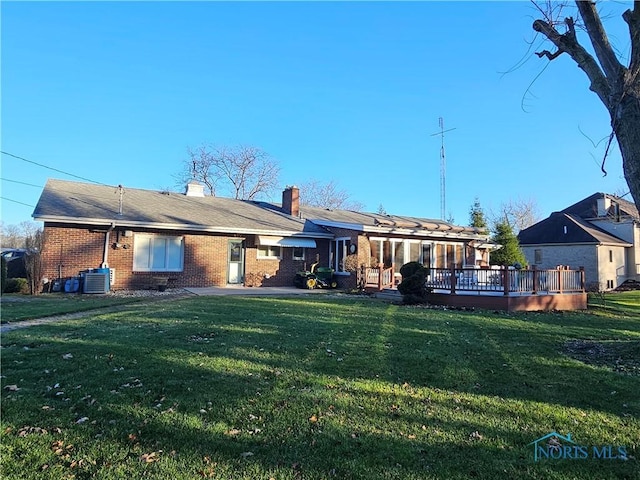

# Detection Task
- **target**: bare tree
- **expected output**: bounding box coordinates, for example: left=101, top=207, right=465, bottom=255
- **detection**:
left=1, top=221, right=41, bottom=248
left=298, top=179, right=365, bottom=211
left=176, top=145, right=280, bottom=200
left=489, top=197, right=542, bottom=233
left=24, top=228, right=44, bottom=295
left=532, top=1, right=640, bottom=212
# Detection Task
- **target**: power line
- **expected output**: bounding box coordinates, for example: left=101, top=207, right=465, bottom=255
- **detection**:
left=0, top=196, right=36, bottom=208
left=1, top=178, right=43, bottom=188
left=1, top=151, right=110, bottom=186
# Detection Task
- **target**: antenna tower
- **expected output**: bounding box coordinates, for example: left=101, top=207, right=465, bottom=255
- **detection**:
left=430, top=117, right=456, bottom=220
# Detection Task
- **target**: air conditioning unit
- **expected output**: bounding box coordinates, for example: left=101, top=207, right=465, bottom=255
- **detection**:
left=83, top=273, right=110, bottom=294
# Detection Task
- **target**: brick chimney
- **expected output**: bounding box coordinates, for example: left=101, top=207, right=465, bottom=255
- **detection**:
left=282, top=186, right=300, bottom=217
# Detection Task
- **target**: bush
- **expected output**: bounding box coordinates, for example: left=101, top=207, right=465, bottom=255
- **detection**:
left=399, top=261, right=425, bottom=278
left=398, top=262, right=429, bottom=305
left=4, top=278, right=29, bottom=294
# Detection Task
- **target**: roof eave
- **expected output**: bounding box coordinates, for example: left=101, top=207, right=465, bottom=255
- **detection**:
left=35, top=215, right=334, bottom=239
left=308, top=219, right=487, bottom=240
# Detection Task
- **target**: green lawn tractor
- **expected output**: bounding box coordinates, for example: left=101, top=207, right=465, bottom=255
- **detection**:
left=294, top=262, right=338, bottom=289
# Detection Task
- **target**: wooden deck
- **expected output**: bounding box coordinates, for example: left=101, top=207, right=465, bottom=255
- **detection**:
left=371, top=266, right=587, bottom=311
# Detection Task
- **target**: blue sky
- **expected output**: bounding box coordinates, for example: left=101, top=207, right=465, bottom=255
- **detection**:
left=1, top=1, right=631, bottom=229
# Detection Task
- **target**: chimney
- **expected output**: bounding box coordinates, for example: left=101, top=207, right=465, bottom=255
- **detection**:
left=185, top=181, right=205, bottom=197
left=282, top=186, right=300, bottom=217
left=596, top=196, right=610, bottom=217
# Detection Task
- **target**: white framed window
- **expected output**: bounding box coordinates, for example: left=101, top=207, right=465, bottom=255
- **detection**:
left=292, top=246, right=305, bottom=260
left=257, top=245, right=281, bottom=259
left=330, top=237, right=351, bottom=274
left=133, top=234, right=184, bottom=272
left=370, top=238, right=429, bottom=269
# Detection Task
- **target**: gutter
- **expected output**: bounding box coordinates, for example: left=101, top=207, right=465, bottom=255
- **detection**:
left=101, top=222, right=116, bottom=268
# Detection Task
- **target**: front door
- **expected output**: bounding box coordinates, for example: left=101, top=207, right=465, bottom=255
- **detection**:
left=227, top=240, right=245, bottom=284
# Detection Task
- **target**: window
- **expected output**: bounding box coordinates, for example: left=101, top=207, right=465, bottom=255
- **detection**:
left=534, top=249, right=543, bottom=264
left=292, top=246, right=305, bottom=260
left=433, top=242, right=464, bottom=268
left=436, top=244, right=446, bottom=268
left=609, top=250, right=613, bottom=262
left=422, top=244, right=431, bottom=268
left=393, top=241, right=405, bottom=273
left=133, top=234, right=184, bottom=272
left=330, top=238, right=351, bottom=273
left=257, top=245, right=281, bottom=259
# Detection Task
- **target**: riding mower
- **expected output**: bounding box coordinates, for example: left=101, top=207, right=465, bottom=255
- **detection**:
left=294, top=262, right=338, bottom=289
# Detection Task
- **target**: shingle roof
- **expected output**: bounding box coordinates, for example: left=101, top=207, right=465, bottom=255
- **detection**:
left=296, top=205, right=483, bottom=235
left=518, top=212, right=631, bottom=246
left=33, top=179, right=331, bottom=237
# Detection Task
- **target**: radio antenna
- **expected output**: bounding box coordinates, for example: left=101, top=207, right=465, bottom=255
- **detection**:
left=430, top=117, right=456, bottom=220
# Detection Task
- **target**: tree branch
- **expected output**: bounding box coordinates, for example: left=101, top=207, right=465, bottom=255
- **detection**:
left=533, top=16, right=611, bottom=107
left=575, top=1, right=625, bottom=82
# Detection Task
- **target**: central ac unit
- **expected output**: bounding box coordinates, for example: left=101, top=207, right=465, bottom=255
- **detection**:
left=83, top=273, right=110, bottom=294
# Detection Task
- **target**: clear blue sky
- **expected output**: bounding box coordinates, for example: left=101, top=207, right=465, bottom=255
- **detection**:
left=1, top=1, right=631, bottom=229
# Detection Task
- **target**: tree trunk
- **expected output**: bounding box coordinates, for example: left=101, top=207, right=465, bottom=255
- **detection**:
left=614, top=90, right=640, bottom=210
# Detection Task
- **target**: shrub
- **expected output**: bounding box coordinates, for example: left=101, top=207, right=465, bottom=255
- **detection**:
left=398, top=262, right=429, bottom=304
left=399, top=261, right=425, bottom=278
left=4, top=277, right=29, bottom=294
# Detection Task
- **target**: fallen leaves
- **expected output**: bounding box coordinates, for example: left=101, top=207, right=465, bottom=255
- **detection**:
left=140, top=451, right=162, bottom=463
left=52, top=439, right=74, bottom=458
left=62, top=353, right=73, bottom=360
left=17, top=426, right=51, bottom=437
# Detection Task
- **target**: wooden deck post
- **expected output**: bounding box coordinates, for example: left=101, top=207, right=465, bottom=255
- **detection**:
left=450, top=264, right=456, bottom=295
left=579, top=266, right=585, bottom=292
left=502, top=266, right=509, bottom=296
left=532, top=265, right=538, bottom=295
left=378, top=263, right=384, bottom=291
left=558, top=268, right=563, bottom=294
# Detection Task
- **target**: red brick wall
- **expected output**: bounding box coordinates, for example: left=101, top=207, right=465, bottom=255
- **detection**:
left=42, top=223, right=331, bottom=290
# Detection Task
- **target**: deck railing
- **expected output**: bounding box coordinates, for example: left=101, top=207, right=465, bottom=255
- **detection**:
left=425, top=266, right=585, bottom=296
left=363, top=264, right=395, bottom=290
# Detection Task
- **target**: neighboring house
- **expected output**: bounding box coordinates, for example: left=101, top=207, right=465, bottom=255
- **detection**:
left=518, top=193, right=640, bottom=290
left=32, top=179, right=496, bottom=291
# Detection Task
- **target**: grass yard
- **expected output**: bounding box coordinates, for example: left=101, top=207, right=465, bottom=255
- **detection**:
left=0, top=293, right=148, bottom=324
left=1, top=294, right=638, bottom=479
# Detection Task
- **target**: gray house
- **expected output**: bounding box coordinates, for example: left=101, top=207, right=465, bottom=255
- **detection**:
left=518, top=193, right=640, bottom=290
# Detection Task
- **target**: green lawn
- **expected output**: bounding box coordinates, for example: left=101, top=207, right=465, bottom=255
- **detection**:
left=1, top=295, right=638, bottom=479
left=0, top=294, right=149, bottom=324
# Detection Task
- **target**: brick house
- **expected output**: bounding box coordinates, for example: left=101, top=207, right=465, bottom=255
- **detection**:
left=518, top=193, right=640, bottom=290
left=33, top=179, right=496, bottom=291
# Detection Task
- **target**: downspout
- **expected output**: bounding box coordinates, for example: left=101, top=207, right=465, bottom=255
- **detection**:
left=101, top=222, right=116, bottom=268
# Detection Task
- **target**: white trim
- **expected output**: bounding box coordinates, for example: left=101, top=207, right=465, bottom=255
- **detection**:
left=35, top=215, right=333, bottom=238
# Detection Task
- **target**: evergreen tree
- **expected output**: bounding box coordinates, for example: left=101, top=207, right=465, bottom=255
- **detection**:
left=490, top=220, right=527, bottom=267
left=468, top=197, right=488, bottom=233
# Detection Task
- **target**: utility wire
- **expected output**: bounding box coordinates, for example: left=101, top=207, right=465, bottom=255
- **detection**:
left=1, top=178, right=43, bottom=188
left=0, top=196, right=36, bottom=208
left=1, top=151, right=110, bottom=186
